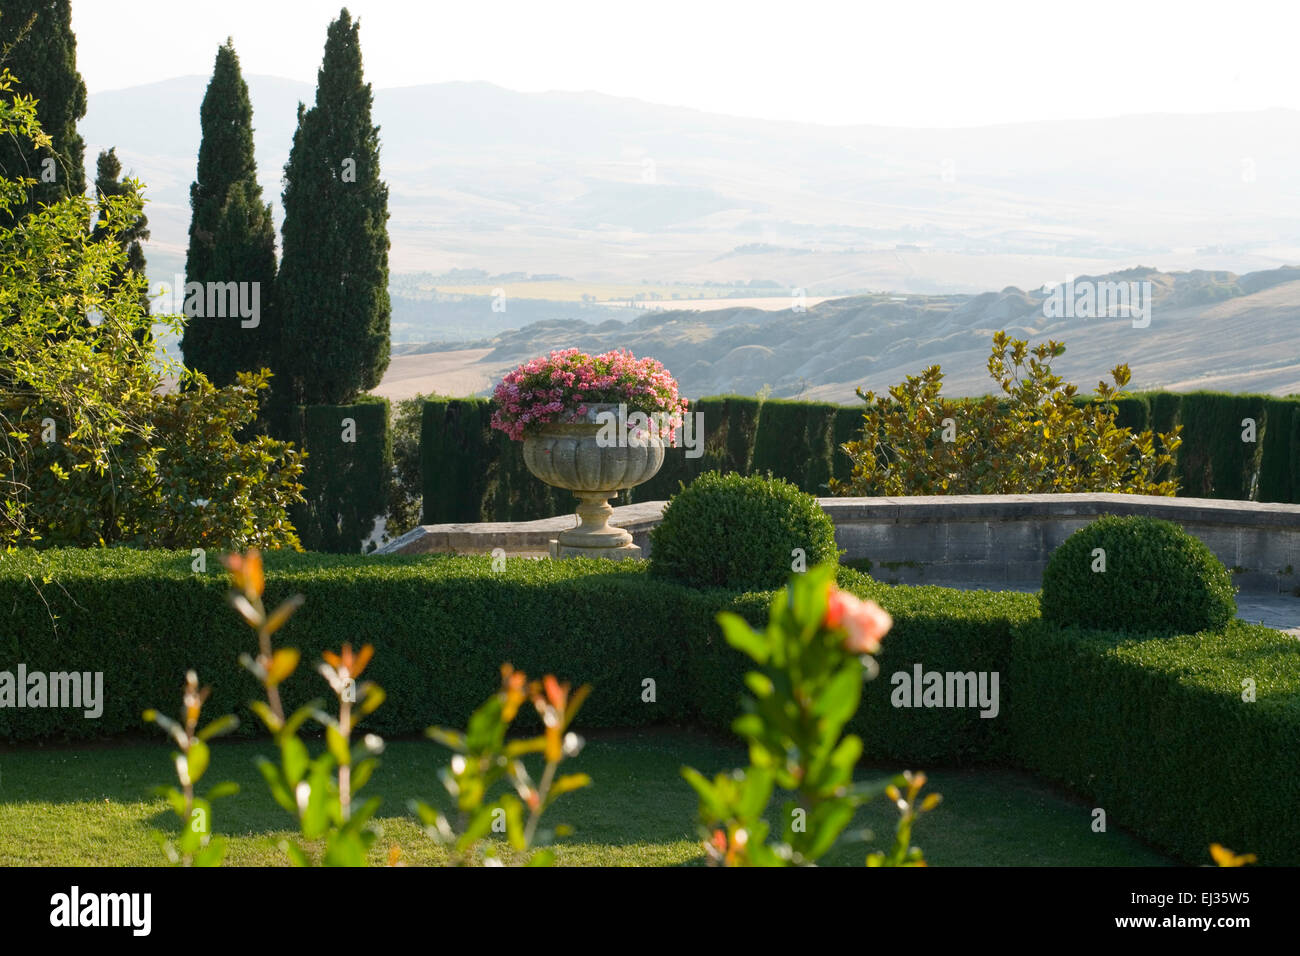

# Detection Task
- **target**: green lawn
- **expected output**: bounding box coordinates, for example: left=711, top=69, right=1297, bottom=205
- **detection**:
left=0, top=729, right=1173, bottom=866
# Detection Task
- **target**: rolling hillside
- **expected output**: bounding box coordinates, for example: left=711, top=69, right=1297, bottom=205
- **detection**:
left=374, top=266, right=1300, bottom=402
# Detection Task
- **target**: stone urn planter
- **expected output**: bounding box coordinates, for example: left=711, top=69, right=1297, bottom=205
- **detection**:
left=522, top=402, right=665, bottom=559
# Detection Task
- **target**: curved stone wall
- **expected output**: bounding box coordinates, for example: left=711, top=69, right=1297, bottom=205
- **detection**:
left=378, top=493, right=1300, bottom=597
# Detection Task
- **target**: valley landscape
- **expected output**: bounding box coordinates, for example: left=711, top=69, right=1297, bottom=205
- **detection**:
left=84, top=76, right=1300, bottom=399
left=380, top=265, right=1300, bottom=402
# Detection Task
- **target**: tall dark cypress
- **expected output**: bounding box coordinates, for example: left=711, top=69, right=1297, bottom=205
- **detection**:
left=0, top=0, right=87, bottom=219
left=276, top=7, right=390, bottom=406
left=92, top=148, right=150, bottom=315
left=202, top=180, right=278, bottom=386
left=180, top=40, right=278, bottom=387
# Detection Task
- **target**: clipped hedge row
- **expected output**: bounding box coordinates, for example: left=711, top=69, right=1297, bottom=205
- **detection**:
left=1010, top=618, right=1300, bottom=866
left=1086, top=390, right=1299, bottom=501
left=3, top=550, right=1297, bottom=863
left=419, top=390, right=1300, bottom=525
left=0, top=551, right=1033, bottom=767
left=419, top=398, right=569, bottom=524
left=284, top=399, right=391, bottom=553
left=419, top=395, right=861, bottom=523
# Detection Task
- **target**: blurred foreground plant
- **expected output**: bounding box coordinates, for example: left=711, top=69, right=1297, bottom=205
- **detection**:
left=416, top=664, right=591, bottom=866
left=225, top=550, right=387, bottom=866
left=1210, top=844, right=1256, bottom=867
left=683, top=563, right=939, bottom=866
left=143, top=671, right=239, bottom=866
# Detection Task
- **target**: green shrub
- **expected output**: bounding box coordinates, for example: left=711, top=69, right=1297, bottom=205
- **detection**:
left=9, top=547, right=1298, bottom=863
left=831, top=333, right=1182, bottom=497
left=287, top=399, right=390, bottom=553
left=0, top=86, right=304, bottom=551
left=832, top=406, right=863, bottom=484
left=383, top=393, right=429, bottom=542
left=1011, top=618, right=1300, bottom=864
left=750, top=398, right=845, bottom=494
left=629, top=396, right=765, bottom=504
left=1259, top=397, right=1297, bottom=504
left=1176, top=392, right=1266, bottom=499
left=420, top=398, right=568, bottom=524
left=1148, top=390, right=1184, bottom=486
left=0, top=549, right=1032, bottom=763
left=420, top=398, right=495, bottom=523
left=1041, top=515, right=1236, bottom=633
left=649, top=471, right=839, bottom=590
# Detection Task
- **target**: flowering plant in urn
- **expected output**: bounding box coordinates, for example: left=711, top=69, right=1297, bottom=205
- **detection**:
left=490, top=348, right=687, bottom=440
left=491, top=349, right=688, bottom=560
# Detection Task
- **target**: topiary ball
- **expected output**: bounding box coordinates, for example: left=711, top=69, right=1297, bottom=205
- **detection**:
left=1041, top=514, right=1236, bottom=633
left=648, top=471, right=840, bottom=590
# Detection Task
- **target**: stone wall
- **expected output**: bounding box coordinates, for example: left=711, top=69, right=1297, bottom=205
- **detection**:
left=377, top=493, right=1300, bottom=596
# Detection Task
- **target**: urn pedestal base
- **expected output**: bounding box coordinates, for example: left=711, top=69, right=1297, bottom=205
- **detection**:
left=548, top=490, right=643, bottom=560
left=521, top=402, right=666, bottom=562
left=548, top=539, right=643, bottom=561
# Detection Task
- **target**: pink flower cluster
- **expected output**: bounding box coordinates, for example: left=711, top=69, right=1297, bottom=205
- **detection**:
left=490, top=349, right=689, bottom=442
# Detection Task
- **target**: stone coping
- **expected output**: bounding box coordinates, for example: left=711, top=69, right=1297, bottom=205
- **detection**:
left=818, top=493, right=1300, bottom=527
left=377, top=493, right=1300, bottom=556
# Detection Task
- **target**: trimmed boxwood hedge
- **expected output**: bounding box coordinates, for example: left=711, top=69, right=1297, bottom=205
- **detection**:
left=0, top=551, right=1033, bottom=768
left=1010, top=618, right=1300, bottom=866
left=649, top=472, right=840, bottom=591
left=4, top=550, right=1298, bottom=863
left=1041, top=515, right=1237, bottom=634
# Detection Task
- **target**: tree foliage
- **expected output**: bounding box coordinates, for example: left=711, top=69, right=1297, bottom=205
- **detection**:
left=180, top=40, right=279, bottom=389
left=277, top=7, right=391, bottom=406
left=0, top=0, right=86, bottom=221
left=92, top=147, right=150, bottom=316
left=0, top=71, right=304, bottom=552
left=830, top=332, right=1182, bottom=497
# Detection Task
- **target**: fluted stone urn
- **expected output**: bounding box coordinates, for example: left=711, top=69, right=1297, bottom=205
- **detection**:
left=522, top=402, right=665, bottom=560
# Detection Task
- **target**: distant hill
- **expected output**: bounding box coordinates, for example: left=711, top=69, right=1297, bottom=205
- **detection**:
left=373, top=267, right=1300, bottom=402
left=84, top=76, right=1300, bottom=344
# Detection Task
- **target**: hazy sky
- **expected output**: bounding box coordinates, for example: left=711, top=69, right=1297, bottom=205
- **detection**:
left=70, top=0, right=1298, bottom=127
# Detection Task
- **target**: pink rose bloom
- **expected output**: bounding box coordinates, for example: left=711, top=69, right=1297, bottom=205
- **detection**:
left=824, top=587, right=892, bottom=654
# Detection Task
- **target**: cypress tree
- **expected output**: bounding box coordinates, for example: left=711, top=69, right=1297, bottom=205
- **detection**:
left=276, top=7, right=390, bottom=406
left=180, top=40, right=278, bottom=388
left=0, top=0, right=87, bottom=220
left=92, top=148, right=150, bottom=316
left=199, top=180, right=278, bottom=386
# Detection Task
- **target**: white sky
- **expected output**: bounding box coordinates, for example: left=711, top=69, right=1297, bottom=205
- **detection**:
left=71, top=0, right=1299, bottom=127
